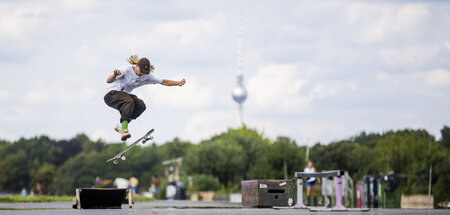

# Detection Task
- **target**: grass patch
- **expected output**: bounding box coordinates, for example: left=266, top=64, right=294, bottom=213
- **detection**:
left=133, top=196, right=155, bottom=202
left=0, top=195, right=154, bottom=203
left=0, top=195, right=74, bottom=203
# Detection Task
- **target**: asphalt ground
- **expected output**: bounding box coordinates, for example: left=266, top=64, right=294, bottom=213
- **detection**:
left=0, top=200, right=448, bottom=215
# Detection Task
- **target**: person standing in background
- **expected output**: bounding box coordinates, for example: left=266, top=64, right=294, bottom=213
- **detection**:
left=35, top=182, right=42, bottom=196
left=94, top=176, right=101, bottom=187
left=150, top=176, right=159, bottom=199
left=304, top=160, right=321, bottom=206
left=129, top=177, right=139, bottom=196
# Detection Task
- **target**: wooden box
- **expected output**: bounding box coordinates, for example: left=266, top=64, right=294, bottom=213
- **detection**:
left=241, top=179, right=295, bottom=208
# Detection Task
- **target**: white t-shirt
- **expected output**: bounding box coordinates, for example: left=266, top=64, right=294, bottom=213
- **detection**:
left=107, top=65, right=163, bottom=93
left=304, top=167, right=316, bottom=182
left=113, top=178, right=129, bottom=189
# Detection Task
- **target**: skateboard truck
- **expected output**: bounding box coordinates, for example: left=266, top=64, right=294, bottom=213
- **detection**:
left=142, top=136, right=153, bottom=144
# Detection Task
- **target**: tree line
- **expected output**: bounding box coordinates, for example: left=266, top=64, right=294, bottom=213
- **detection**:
left=0, top=126, right=448, bottom=204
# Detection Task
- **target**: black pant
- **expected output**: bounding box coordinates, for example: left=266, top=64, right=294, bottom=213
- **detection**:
left=104, top=90, right=146, bottom=123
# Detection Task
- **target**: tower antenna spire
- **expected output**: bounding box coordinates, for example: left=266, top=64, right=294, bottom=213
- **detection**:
left=232, top=13, right=247, bottom=128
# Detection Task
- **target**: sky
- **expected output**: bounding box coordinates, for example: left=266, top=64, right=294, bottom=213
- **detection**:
left=0, top=0, right=449, bottom=145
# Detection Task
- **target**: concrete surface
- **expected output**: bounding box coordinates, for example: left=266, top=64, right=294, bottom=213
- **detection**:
left=0, top=200, right=448, bottom=215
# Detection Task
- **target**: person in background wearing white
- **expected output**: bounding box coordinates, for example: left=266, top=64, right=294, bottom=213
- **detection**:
left=304, top=160, right=321, bottom=206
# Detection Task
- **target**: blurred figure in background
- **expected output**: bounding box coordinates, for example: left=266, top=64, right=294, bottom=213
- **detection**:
left=94, top=176, right=101, bottom=187
left=55, top=188, right=62, bottom=197
left=151, top=176, right=159, bottom=199
left=129, top=177, right=139, bottom=196
left=35, top=182, right=42, bottom=196
left=113, top=178, right=129, bottom=189
left=304, top=160, right=321, bottom=206
left=20, top=188, right=27, bottom=197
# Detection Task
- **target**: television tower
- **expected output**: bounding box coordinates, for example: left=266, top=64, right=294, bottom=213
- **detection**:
left=232, top=14, right=247, bottom=127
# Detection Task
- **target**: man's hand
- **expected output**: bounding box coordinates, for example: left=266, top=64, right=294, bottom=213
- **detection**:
left=107, top=70, right=122, bottom=83
left=113, top=69, right=121, bottom=76
left=178, top=79, right=186, bottom=86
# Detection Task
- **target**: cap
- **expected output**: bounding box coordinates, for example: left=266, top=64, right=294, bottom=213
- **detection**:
left=137, top=58, right=154, bottom=74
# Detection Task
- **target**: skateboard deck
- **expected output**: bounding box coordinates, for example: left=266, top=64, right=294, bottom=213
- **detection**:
left=106, top=129, right=154, bottom=164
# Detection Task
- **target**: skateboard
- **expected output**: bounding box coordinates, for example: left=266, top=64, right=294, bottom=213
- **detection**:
left=106, top=129, right=154, bottom=164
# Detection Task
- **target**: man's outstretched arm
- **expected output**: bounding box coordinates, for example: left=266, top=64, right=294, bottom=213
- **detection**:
left=162, top=79, right=186, bottom=86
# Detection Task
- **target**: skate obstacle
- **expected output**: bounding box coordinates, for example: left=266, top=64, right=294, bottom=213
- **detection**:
left=72, top=188, right=133, bottom=209
left=241, top=179, right=295, bottom=208
left=294, top=170, right=369, bottom=212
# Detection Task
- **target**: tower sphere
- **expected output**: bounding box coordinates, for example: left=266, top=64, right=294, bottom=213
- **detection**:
left=233, top=84, right=247, bottom=104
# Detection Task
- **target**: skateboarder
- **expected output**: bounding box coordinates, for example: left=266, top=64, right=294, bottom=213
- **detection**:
left=105, top=55, right=186, bottom=140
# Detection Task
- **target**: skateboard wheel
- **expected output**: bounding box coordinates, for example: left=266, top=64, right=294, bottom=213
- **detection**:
left=113, top=160, right=118, bottom=165
left=149, top=136, right=153, bottom=140
left=142, top=139, right=147, bottom=144
left=121, top=156, right=126, bottom=160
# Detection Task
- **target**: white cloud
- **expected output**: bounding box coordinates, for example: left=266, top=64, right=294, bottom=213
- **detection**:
left=246, top=115, right=373, bottom=145
left=0, top=90, right=9, bottom=102
left=311, top=82, right=340, bottom=99
left=247, top=63, right=355, bottom=114
left=94, top=13, right=230, bottom=62
left=61, top=0, right=99, bottom=10
left=411, top=69, right=450, bottom=88
left=2, top=106, right=32, bottom=123
left=0, top=3, right=48, bottom=40
left=57, top=86, right=97, bottom=107
left=376, top=72, right=391, bottom=81
left=140, top=78, right=214, bottom=109
left=153, top=17, right=218, bottom=46
left=375, top=68, right=450, bottom=100
left=0, top=0, right=449, bottom=144
left=180, top=110, right=234, bottom=143
left=91, top=128, right=113, bottom=142
left=0, top=128, right=14, bottom=141
left=21, top=77, right=97, bottom=107
left=347, top=3, right=429, bottom=43
left=247, top=63, right=310, bottom=113
left=73, top=45, right=101, bottom=68
left=23, top=90, right=49, bottom=105
left=379, top=44, right=440, bottom=67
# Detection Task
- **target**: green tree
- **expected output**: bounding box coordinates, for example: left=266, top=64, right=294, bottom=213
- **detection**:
left=374, top=129, right=435, bottom=194
left=50, top=142, right=163, bottom=195
left=53, top=139, right=83, bottom=166
left=246, top=147, right=272, bottom=179
left=0, top=149, right=30, bottom=191
left=191, top=174, right=221, bottom=191
left=212, top=127, right=271, bottom=180
left=184, top=138, right=246, bottom=187
left=440, top=125, right=450, bottom=149
left=30, top=163, right=56, bottom=194
left=350, top=144, right=377, bottom=179
left=432, top=149, right=450, bottom=206
left=310, top=141, right=361, bottom=174
left=266, top=136, right=305, bottom=179
left=161, top=138, right=192, bottom=160
left=0, top=136, right=58, bottom=192
left=351, top=131, right=382, bottom=148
